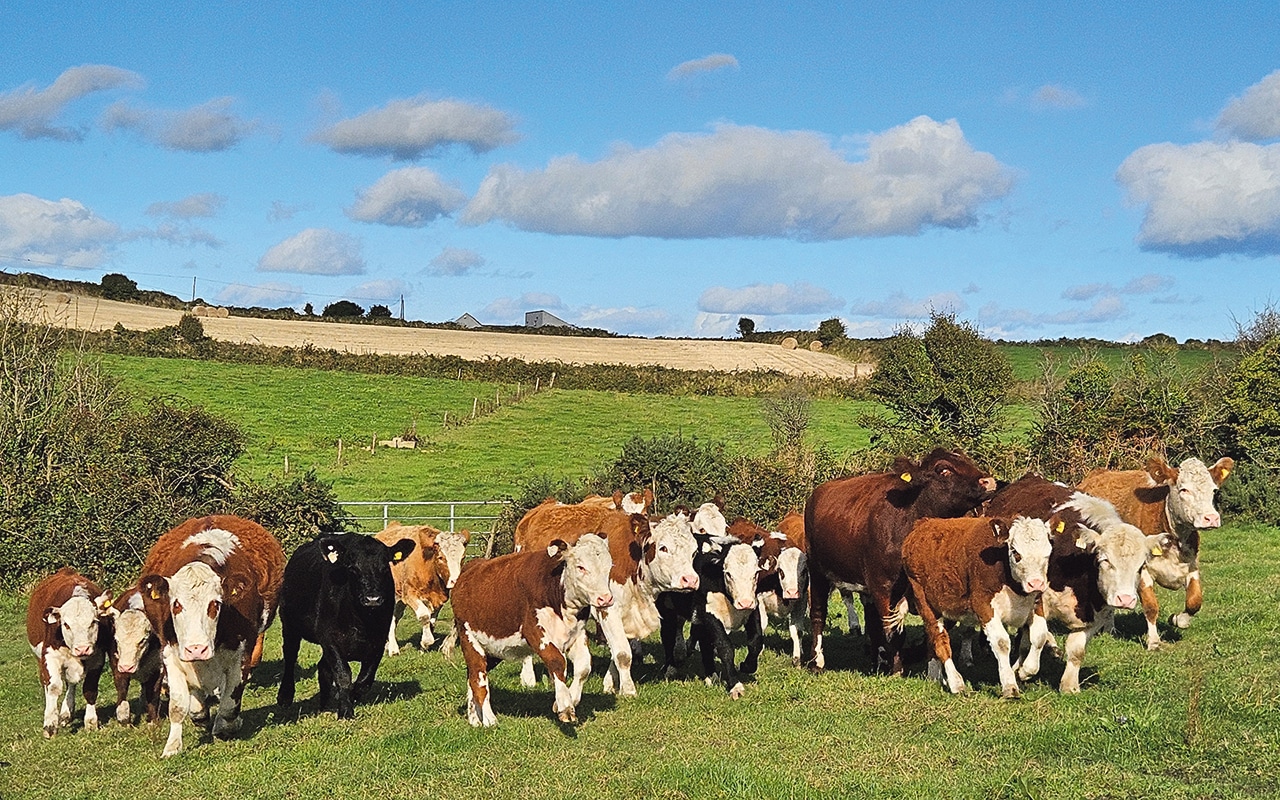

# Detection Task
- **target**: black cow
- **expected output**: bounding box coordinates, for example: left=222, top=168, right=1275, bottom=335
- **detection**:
left=277, top=533, right=415, bottom=718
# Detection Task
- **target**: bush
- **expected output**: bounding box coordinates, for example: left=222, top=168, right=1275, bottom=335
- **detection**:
left=323, top=300, right=364, bottom=318
left=176, top=313, right=205, bottom=344
left=368, top=304, right=393, bottom=319
left=228, top=470, right=352, bottom=555
left=1225, top=337, right=1280, bottom=470
left=762, top=382, right=812, bottom=452
left=100, top=273, right=138, bottom=301
left=1217, top=462, right=1280, bottom=525
left=817, top=317, right=847, bottom=346
left=737, top=317, right=755, bottom=338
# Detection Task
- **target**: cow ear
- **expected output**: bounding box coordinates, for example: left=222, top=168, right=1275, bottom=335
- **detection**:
left=990, top=520, right=1009, bottom=545
left=630, top=514, right=649, bottom=539
left=388, top=538, right=416, bottom=563
left=712, top=493, right=725, bottom=511
left=891, top=456, right=919, bottom=485
left=643, top=488, right=655, bottom=508
left=95, top=591, right=114, bottom=616
left=751, top=537, right=765, bottom=550
left=1074, top=530, right=1100, bottom=552
left=546, top=539, right=570, bottom=560
left=458, top=528, right=472, bottom=544
left=44, top=607, right=60, bottom=625
left=419, top=528, right=440, bottom=549
left=141, top=575, right=169, bottom=603
left=1145, top=457, right=1177, bottom=485
left=1209, top=457, right=1234, bottom=486
left=1146, top=534, right=1168, bottom=557
left=612, top=490, right=624, bottom=509
left=1046, top=512, right=1068, bottom=537
left=224, top=573, right=251, bottom=600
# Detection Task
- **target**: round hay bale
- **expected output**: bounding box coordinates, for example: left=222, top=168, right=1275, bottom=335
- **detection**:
left=215, top=306, right=229, bottom=318
left=192, top=305, right=209, bottom=317
left=54, top=293, right=72, bottom=304
left=809, top=340, right=824, bottom=352
left=781, top=337, right=798, bottom=350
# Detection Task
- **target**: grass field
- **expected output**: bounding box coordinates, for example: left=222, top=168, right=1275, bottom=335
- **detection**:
left=1, top=522, right=1277, bottom=799
left=996, top=345, right=1228, bottom=383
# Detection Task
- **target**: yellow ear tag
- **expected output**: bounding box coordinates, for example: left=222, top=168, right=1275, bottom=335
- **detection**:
left=326, top=550, right=339, bottom=564
left=900, top=472, right=912, bottom=482
left=1222, top=468, right=1231, bottom=479
left=103, top=599, right=112, bottom=608
left=1055, top=521, right=1065, bottom=533
left=394, top=551, right=403, bottom=561
left=1151, top=546, right=1162, bottom=556
left=149, top=588, right=159, bottom=600
left=230, top=587, right=239, bottom=597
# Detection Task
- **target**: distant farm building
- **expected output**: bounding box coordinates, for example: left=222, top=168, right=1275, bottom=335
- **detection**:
left=454, top=313, right=483, bottom=329
left=525, top=310, right=575, bottom=329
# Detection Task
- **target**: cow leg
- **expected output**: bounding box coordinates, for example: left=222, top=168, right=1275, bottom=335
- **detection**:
left=384, top=602, right=403, bottom=656
left=413, top=600, right=437, bottom=649
left=980, top=616, right=1019, bottom=699
left=81, top=658, right=104, bottom=731
left=519, top=656, right=539, bottom=687
left=249, top=632, right=266, bottom=669
left=659, top=604, right=687, bottom=678
left=532, top=637, right=574, bottom=723
left=317, top=655, right=335, bottom=710
left=596, top=604, right=636, bottom=697
left=1173, top=571, right=1202, bottom=629
left=161, top=652, right=189, bottom=757
left=212, top=655, right=246, bottom=738
left=458, top=624, right=497, bottom=727
left=911, top=579, right=964, bottom=695
left=325, top=646, right=357, bottom=719
left=1139, top=567, right=1162, bottom=650
left=41, top=667, right=64, bottom=738
left=1015, top=612, right=1051, bottom=681
left=740, top=606, right=764, bottom=678
left=59, top=679, right=77, bottom=728
left=788, top=601, right=805, bottom=666
left=871, top=590, right=908, bottom=676
left=806, top=571, right=832, bottom=671
left=113, top=669, right=133, bottom=725
left=566, top=630, right=592, bottom=707
left=352, top=648, right=384, bottom=703
left=1058, top=628, right=1093, bottom=694
left=277, top=623, right=301, bottom=707
left=141, top=666, right=162, bottom=724
left=840, top=589, right=862, bottom=635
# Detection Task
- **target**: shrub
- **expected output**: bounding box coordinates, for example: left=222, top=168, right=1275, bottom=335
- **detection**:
left=368, top=304, right=393, bottom=319
left=817, top=317, right=847, bottom=346
left=228, top=470, right=352, bottom=555
left=100, top=273, right=138, bottom=301
left=176, top=313, right=205, bottom=344
left=1225, top=337, right=1280, bottom=470
left=323, top=300, right=364, bottom=318
left=762, top=382, right=812, bottom=452
left=737, top=317, right=755, bottom=338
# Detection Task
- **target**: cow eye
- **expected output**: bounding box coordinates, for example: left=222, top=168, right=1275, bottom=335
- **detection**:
left=172, top=600, right=184, bottom=614
left=658, top=545, right=669, bottom=553
left=939, top=467, right=953, bottom=477
left=207, top=600, right=221, bottom=618
left=577, top=565, right=588, bottom=574
left=1012, top=550, right=1022, bottom=563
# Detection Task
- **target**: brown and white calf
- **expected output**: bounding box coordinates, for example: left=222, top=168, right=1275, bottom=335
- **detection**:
left=902, top=516, right=1054, bottom=698
left=1079, top=456, right=1233, bottom=647
left=376, top=522, right=469, bottom=653
left=691, top=500, right=728, bottom=538
left=451, top=535, right=615, bottom=727
left=755, top=531, right=809, bottom=665
left=108, top=587, right=162, bottom=725
left=139, top=515, right=286, bottom=756
left=26, top=568, right=113, bottom=737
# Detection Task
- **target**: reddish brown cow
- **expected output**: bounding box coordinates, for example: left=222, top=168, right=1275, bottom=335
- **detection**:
left=726, top=517, right=767, bottom=544
left=776, top=510, right=805, bottom=549
left=805, top=449, right=997, bottom=674
left=1078, top=456, right=1233, bottom=647
left=451, top=535, right=615, bottom=726
left=138, top=515, right=285, bottom=756
left=376, top=522, right=470, bottom=653
left=26, top=568, right=113, bottom=737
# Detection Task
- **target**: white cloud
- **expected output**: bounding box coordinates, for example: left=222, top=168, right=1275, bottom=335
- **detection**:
left=463, top=117, right=1013, bottom=240
left=346, top=278, right=409, bottom=304
left=667, top=53, right=740, bottom=80
left=698, top=282, right=843, bottom=315
left=257, top=228, right=365, bottom=275
left=1030, top=84, right=1086, bottom=111
left=346, top=167, right=467, bottom=226
left=979, top=295, right=1128, bottom=331
left=849, top=290, right=967, bottom=319
left=1116, top=140, right=1280, bottom=257
left=101, top=96, right=257, bottom=152
left=1062, top=282, right=1109, bottom=301
left=0, top=193, right=121, bottom=267
left=1063, top=274, right=1173, bottom=302
left=576, top=305, right=675, bottom=335
left=0, top=65, right=142, bottom=141
left=216, top=281, right=305, bottom=307
left=693, top=312, right=737, bottom=337
left=146, top=192, right=226, bottom=219
left=961, top=282, right=981, bottom=294
left=427, top=246, right=485, bottom=276
left=482, top=292, right=563, bottom=323
left=147, top=221, right=223, bottom=248
left=313, top=97, right=519, bottom=160
left=268, top=201, right=305, bottom=222
left=1216, top=69, right=1280, bottom=141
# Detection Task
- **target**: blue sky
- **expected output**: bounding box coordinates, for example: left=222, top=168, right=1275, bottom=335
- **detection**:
left=2, top=2, right=1279, bottom=341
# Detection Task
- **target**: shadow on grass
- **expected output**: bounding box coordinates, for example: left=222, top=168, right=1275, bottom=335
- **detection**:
left=454, top=682, right=619, bottom=737
left=265, top=678, right=423, bottom=726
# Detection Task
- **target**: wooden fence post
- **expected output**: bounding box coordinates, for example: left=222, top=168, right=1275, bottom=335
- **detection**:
left=336, top=438, right=343, bottom=466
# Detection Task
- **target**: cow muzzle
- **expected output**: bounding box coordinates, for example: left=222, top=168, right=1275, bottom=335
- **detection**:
left=1198, top=513, right=1221, bottom=529
left=594, top=593, right=614, bottom=608
left=181, top=643, right=213, bottom=661
left=783, top=589, right=801, bottom=600
left=1024, top=578, right=1046, bottom=593
left=361, top=594, right=384, bottom=607
left=734, top=597, right=757, bottom=610
left=1113, top=594, right=1137, bottom=610
left=71, top=644, right=95, bottom=658
left=979, top=477, right=997, bottom=493
left=678, top=573, right=699, bottom=590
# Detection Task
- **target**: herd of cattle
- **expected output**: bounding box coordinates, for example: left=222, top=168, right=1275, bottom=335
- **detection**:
left=26, top=449, right=1234, bottom=754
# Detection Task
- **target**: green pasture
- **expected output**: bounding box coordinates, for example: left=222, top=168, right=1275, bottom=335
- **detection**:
left=97, top=355, right=879, bottom=502
left=2, top=523, right=1277, bottom=799
left=996, top=344, right=1226, bottom=383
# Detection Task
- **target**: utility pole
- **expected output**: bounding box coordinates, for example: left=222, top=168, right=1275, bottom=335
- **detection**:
left=399, top=294, right=405, bottom=321
left=191, top=276, right=197, bottom=303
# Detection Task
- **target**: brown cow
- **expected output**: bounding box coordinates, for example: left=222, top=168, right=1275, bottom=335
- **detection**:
left=756, top=531, right=809, bottom=664
left=108, top=586, right=162, bottom=726
left=138, top=515, right=285, bottom=756
left=514, top=490, right=654, bottom=547
left=902, top=516, right=1053, bottom=698
left=26, top=568, right=113, bottom=737
left=805, top=449, right=997, bottom=674
left=1079, top=456, right=1233, bottom=647
left=376, top=522, right=470, bottom=654
left=451, top=535, right=615, bottom=726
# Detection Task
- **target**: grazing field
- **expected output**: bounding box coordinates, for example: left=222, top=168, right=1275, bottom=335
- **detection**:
left=996, top=344, right=1228, bottom=383
left=97, top=355, right=880, bottom=501
left=1, top=523, right=1276, bottom=799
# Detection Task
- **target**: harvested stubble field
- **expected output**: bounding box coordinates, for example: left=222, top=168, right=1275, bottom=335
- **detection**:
left=30, top=289, right=871, bottom=379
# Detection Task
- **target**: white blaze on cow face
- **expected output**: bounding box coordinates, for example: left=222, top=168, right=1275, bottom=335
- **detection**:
left=560, top=534, right=614, bottom=610
left=1159, top=458, right=1231, bottom=530
left=1076, top=523, right=1161, bottom=610
left=692, top=502, right=727, bottom=538
left=774, top=545, right=807, bottom=600
left=435, top=530, right=468, bottom=590
left=723, top=543, right=761, bottom=610
left=1003, top=517, right=1052, bottom=594
left=167, top=562, right=224, bottom=662
left=47, top=590, right=103, bottom=658
left=646, top=514, right=700, bottom=592
left=619, top=490, right=649, bottom=515
left=112, top=605, right=152, bottom=673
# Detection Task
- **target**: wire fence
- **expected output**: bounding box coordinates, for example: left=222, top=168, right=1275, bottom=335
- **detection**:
left=339, top=500, right=509, bottom=558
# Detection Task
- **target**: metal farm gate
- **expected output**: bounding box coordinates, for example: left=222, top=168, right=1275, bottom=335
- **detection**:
left=339, top=500, right=510, bottom=558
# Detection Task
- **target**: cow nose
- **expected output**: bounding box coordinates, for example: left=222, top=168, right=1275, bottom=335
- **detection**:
left=1201, top=513, right=1221, bottom=528
left=783, top=589, right=801, bottom=600
left=735, top=597, right=757, bottom=610
left=1115, top=594, right=1137, bottom=610
left=979, top=477, right=997, bottom=493
left=362, top=594, right=383, bottom=607
left=595, top=593, right=614, bottom=608
left=71, top=644, right=94, bottom=657
left=680, top=574, right=699, bottom=590
left=1026, top=578, right=1045, bottom=593
left=182, top=643, right=212, bottom=661
left=118, top=663, right=137, bottom=674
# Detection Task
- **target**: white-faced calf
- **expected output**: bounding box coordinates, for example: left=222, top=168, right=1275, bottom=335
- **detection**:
left=26, top=568, right=113, bottom=737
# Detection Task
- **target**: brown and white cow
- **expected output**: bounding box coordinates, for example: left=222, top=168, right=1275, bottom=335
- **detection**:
left=805, top=449, right=998, bottom=673
left=691, top=500, right=728, bottom=538
left=517, top=507, right=697, bottom=697
left=581, top=489, right=655, bottom=515
left=451, top=534, right=615, bottom=727
left=987, top=482, right=1161, bottom=693
left=1079, top=456, right=1233, bottom=647
left=26, top=568, right=113, bottom=737
left=755, top=531, right=809, bottom=665
left=138, top=515, right=285, bottom=756
left=108, top=586, right=162, bottom=726
left=902, top=516, right=1054, bottom=698
left=376, top=522, right=470, bottom=654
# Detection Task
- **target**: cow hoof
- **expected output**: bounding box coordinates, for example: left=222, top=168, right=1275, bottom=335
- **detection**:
left=59, top=712, right=71, bottom=726
left=385, top=645, right=400, bottom=657
left=277, top=688, right=295, bottom=707
left=618, top=684, right=638, bottom=699
left=556, top=708, right=577, bottom=724
left=1146, top=639, right=1162, bottom=652
left=43, top=725, right=56, bottom=739
left=1171, top=613, right=1192, bottom=630
left=83, top=715, right=99, bottom=732
left=1000, top=686, right=1021, bottom=700
left=729, top=683, right=745, bottom=700
left=212, top=716, right=242, bottom=739
left=116, top=702, right=132, bottom=725
left=791, top=656, right=802, bottom=668
left=703, top=676, right=717, bottom=688
left=336, top=706, right=355, bottom=721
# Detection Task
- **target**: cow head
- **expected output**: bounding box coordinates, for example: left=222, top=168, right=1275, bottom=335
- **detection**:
left=692, top=502, right=728, bottom=538
left=140, top=562, right=229, bottom=662
left=111, top=591, right=153, bottom=674
left=433, top=530, right=470, bottom=591
left=762, top=533, right=808, bottom=601
left=644, top=513, right=699, bottom=592
left=320, top=533, right=415, bottom=608
left=44, top=588, right=111, bottom=658
left=618, top=488, right=654, bottom=515
left=555, top=534, right=614, bottom=610
left=1074, top=522, right=1162, bottom=610
left=722, top=542, right=763, bottom=610
left=1147, top=456, right=1234, bottom=530
left=892, top=449, right=997, bottom=517
left=994, top=517, right=1052, bottom=594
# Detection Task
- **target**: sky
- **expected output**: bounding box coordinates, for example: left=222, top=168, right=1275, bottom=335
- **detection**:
left=2, top=2, right=1279, bottom=342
